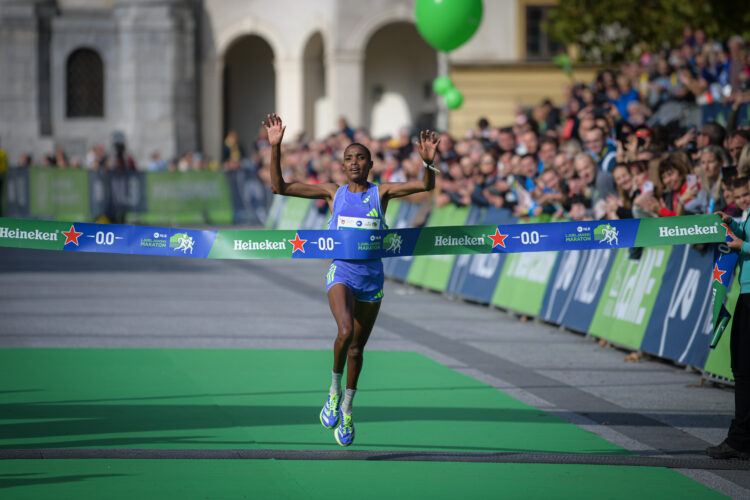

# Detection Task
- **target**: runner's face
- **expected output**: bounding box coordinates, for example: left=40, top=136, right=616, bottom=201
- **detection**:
left=343, top=145, right=372, bottom=182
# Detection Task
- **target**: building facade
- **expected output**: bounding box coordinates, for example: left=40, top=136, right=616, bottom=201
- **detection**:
left=0, top=0, right=590, bottom=167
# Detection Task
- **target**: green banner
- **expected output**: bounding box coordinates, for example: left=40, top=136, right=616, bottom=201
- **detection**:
left=29, top=167, right=90, bottom=221
left=406, top=204, right=471, bottom=291
left=134, top=171, right=233, bottom=225
left=703, top=280, right=740, bottom=380
left=490, top=218, right=559, bottom=315
left=276, top=197, right=314, bottom=230
left=0, top=218, right=69, bottom=250
left=209, top=229, right=296, bottom=260
left=588, top=247, right=672, bottom=348
left=634, top=215, right=726, bottom=246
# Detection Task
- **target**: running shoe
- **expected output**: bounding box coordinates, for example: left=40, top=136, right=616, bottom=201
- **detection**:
left=320, top=393, right=341, bottom=429
left=334, top=413, right=355, bottom=446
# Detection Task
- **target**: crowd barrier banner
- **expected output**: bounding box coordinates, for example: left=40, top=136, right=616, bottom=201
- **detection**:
left=587, top=247, right=672, bottom=348
left=29, top=167, right=89, bottom=221
left=446, top=207, right=515, bottom=303
left=1, top=168, right=270, bottom=226
left=2, top=167, right=29, bottom=218
left=540, top=248, right=618, bottom=333
left=405, top=204, right=471, bottom=291
left=640, top=244, right=718, bottom=369
left=225, top=169, right=269, bottom=226
left=704, top=282, right=739, bottom=380
left=491, top=217, right=560, bottom=316
left=135, top=171, right=233, bottom=225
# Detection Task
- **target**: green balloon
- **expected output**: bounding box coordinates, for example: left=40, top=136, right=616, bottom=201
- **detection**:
left=415, top=0, right=483, bottom=52
left=445, top=89, right=463, bottom=109
left=433, top=76, right=454, bottom=95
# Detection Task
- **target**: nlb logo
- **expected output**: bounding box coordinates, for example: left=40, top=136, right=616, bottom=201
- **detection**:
left=594, top=223, right=619, bottom=245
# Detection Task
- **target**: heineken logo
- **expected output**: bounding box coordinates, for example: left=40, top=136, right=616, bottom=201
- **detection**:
left=658, top=224, right=718, bottom=238
left=234, top=239, right=286, bottom=251
left=434, top=235, right=486, bottom=247
left=0, top=226, right=58, bottom=241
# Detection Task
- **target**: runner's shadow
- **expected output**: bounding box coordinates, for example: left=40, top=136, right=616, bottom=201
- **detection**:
left=0, top=473, right=126, bottom=490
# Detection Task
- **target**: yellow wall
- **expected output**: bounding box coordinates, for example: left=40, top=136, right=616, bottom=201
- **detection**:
left=448, top=64, right=600, bottom=138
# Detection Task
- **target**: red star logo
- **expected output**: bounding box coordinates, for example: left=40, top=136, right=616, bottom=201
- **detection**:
left=289, top=233, right=307, bottom=253
left=62, top=225, right=83, bottom=246
left=721, top=223, right=732, bottom=238
left=713, top=263, right=726, bottom=283
left=488, top=228, right=508, bottom=248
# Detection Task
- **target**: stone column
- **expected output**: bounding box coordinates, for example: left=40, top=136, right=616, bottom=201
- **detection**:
left=274, top=56, right=304, bottom=140
left=0, top=1, right=48, bottom=164
left=327, top=49, right=364, bottom=130
left=114, top=0, right=196, bottom=167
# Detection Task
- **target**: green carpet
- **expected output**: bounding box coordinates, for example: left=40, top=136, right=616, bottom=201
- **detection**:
left=0, top=349, right=626, bottom=453
left=0, top=349, right=728, bottom=499
left=0, top=460, right=727, bottom=500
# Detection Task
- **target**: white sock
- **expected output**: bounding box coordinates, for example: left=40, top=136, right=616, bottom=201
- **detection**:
left=330, top=372, right=342, bottom=398
left=341, top=388, right=356, bottom=415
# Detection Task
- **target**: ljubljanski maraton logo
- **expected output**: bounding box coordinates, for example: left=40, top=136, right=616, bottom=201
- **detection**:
left=383, top=233, right=403, bottom=254
left=140, top=231, right=168, bottom=248
left=565, top=225, right=592, bottom=243
left=594, top=223, right=619, bottom=245
left=170, top=232, right=195, bottom=254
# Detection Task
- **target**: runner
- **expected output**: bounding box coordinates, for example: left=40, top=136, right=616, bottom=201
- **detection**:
left=264, top=113, right=438, bottom=446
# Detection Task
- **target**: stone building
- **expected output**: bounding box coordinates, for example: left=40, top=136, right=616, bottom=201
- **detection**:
left=0, top=0, right=594, bottom=167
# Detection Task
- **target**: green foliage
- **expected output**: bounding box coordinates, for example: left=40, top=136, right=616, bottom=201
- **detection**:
left=546, top=0, right=750, bottom=64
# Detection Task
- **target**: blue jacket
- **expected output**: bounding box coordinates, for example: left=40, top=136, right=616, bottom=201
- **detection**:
left=728, top=216, right=750, bottom=294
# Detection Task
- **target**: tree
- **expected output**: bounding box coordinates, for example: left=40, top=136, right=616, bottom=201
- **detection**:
left=546, top=0, right=750, bottom=64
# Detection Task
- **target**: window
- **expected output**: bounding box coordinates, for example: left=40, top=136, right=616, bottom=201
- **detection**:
left=525, top=6, right=564, bottom=60
left=66, top=48, right=104, bottom=118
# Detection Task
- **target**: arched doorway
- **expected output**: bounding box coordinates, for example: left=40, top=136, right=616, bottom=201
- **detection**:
left=363, top=23, right=437, bottom=138
left=303, top=32, right=328, bottom=140
left=223, top=35, right=275, bottom=153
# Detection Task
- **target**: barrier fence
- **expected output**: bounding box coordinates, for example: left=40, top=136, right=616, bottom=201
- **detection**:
left=265, top=195, right=738, bottom=382
left=1, top=167, right=269, bottom=226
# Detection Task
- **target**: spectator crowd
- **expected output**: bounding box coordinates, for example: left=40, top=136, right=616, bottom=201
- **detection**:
left=4, top=26, right=750, bottom=225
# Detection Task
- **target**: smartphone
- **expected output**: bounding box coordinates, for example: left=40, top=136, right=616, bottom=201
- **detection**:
left=686, top=174, right=697, bottom=187
left=722, top=166, right=738, bottom=179
left=642, top=180, right=654, bottom=193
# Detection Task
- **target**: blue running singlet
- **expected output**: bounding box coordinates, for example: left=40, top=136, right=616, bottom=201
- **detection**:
left=326, top=183, right=387, bottom=302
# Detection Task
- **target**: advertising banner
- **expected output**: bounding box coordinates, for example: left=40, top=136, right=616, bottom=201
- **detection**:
left=588, top=247, right=671, bottom=349
left=640, top=244, right=717, bottom=368
left=540, top=248, right=617, bottom=333
left=2, top=168, right=30, bottom=218
left=406, top=204, right=471, bottom=291
left=138, top=171, right=233, bottom=225
left=446, top=207, right=513, bottom=303
left=29, top=167, right=89, bottom=221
